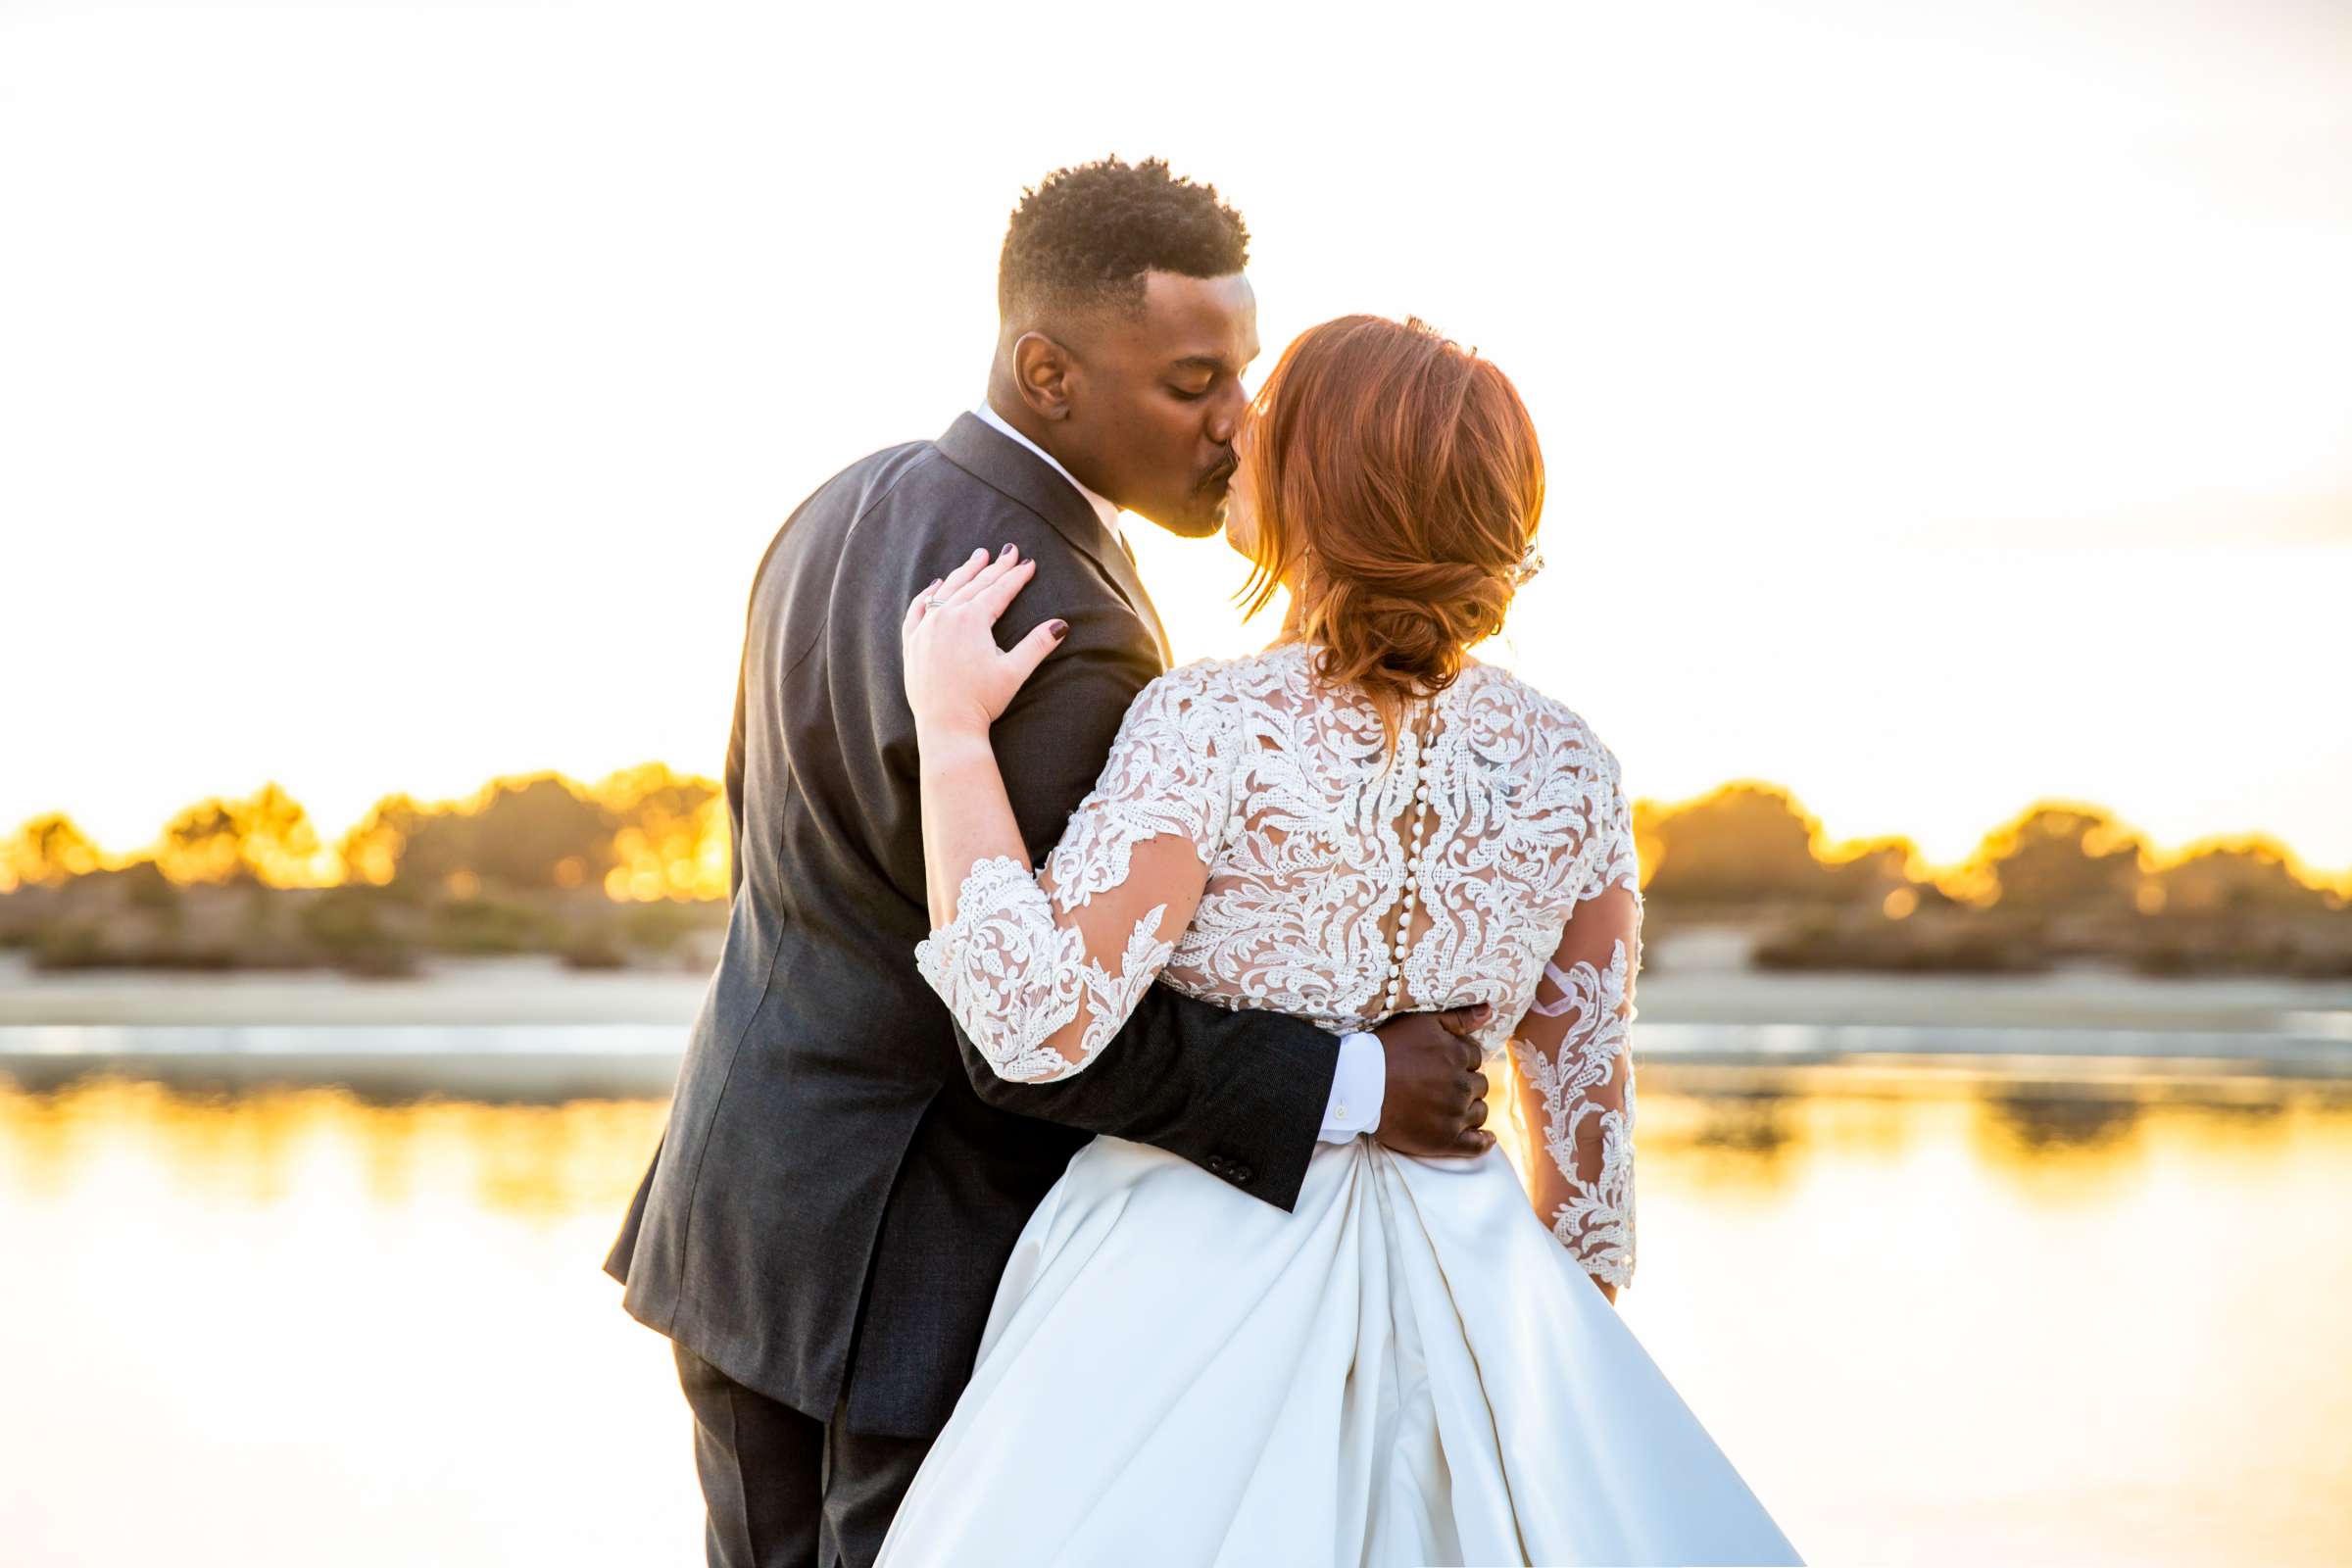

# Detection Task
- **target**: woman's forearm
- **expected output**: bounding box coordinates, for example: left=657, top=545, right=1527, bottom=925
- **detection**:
left=917, top=727, right=1027, bottom=928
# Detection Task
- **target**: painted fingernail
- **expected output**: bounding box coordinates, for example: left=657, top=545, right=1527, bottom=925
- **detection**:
left=1000, top=543, right=1016, bottom=561
left=926, top=578, right=943, bottom=592
left=1047, top=619, right=1069, bottom=641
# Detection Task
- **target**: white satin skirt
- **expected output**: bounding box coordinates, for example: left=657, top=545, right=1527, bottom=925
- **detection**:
left=875, top=1135, right=1804, bottom=1567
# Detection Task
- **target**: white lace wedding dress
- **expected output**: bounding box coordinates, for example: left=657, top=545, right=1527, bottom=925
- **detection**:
left=880, top=641, right=1802, bottom=1566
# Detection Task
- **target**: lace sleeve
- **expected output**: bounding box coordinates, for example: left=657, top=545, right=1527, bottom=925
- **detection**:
left=1505, top=750, right=1643, bottom=1294
left=914, top=665, right=1234, bottom=1084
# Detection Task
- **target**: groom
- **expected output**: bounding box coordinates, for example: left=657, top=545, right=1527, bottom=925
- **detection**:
left=605, top=156, right=1496, bottom=1568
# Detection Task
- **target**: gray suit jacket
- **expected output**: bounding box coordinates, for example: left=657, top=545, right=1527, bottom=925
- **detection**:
left=604, top=414, right=1343, bottom=1437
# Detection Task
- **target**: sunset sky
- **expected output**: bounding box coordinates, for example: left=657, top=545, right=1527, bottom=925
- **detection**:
left=3, top=0, right=2347, bottom=873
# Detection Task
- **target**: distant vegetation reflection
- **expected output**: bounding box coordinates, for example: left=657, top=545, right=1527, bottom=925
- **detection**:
left=7, top=1073, right=2326, bottom=1225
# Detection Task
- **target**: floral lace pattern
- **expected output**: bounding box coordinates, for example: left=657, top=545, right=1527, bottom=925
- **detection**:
left=1511, top=935, right=1639, bottom=1289
left=915, top=642, right=1644, bottom=1288
left=915, top=856, right=1178, bottom=1084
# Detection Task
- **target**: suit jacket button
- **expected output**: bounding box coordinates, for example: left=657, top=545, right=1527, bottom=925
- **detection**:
left=1230, top=1164, right=1253, bottom=1184
left=1205, top=1155, right=1227, bottom=1173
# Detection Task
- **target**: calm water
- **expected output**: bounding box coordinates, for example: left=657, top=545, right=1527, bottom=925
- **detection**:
left=3, top=1059, right=2348, bottom=1566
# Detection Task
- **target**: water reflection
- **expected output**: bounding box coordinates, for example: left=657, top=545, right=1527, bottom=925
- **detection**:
left=1983, top=1092, right=2146, bottom=1152
left=1684, top=1091, right=1800, bottom=1156
left=0, top=1078, right=668, bottom=1217
left=3, top=1073, right=2348, bottom=1567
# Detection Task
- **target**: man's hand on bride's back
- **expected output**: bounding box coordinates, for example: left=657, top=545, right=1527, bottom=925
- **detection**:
left=1372, top=1004, right=1495, bottom=1159
left=903, top=543, right=1069, bottom=737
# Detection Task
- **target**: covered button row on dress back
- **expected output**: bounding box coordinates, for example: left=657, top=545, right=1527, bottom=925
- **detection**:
left=1384, top=699, right=1438, bottom=1017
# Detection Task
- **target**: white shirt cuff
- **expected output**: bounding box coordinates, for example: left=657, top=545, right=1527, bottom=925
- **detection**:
left=1317, top=1030, right=1387, bottom=1143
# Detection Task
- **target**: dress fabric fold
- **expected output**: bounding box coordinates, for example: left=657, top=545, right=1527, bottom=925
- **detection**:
left=876, top=1134, right=1804, bottom=1567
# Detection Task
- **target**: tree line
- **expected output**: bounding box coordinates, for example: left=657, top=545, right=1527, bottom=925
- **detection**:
left=3, top=771, right=2341, bottom=917
left=0, top=764, right=726, bottom=904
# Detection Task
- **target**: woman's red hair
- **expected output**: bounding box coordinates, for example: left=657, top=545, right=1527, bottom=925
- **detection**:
left=1237, top=315, right=1545, bottom=743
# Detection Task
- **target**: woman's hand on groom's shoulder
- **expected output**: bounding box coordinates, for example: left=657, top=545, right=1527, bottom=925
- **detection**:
left=903, top=543, right=1070, bottom=737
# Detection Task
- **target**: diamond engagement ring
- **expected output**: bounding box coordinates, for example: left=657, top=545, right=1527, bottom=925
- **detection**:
left=926, top=595, right=949, bottom=610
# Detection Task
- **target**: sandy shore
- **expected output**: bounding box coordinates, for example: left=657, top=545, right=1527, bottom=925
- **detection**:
left=0, top=953, right=708, bottom=1027
left=5, top=949, right=2349, bottom=1034
left=4, top=947, right=2348, bottom=1102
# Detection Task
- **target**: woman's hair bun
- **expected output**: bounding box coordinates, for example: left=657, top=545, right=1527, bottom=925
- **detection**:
left=1236, top=315, right=1545, bottom=738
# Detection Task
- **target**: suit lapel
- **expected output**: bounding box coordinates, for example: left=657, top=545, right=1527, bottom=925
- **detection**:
left=935, top=414, right=1173, bottom=668
left=1114, top=537, right=1174, bottom=669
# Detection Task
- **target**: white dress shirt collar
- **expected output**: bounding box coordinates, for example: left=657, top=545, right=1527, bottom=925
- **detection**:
left=972, top=402, right=1128, bottom=549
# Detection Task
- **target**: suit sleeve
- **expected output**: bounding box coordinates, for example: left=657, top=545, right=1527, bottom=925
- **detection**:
left=949, top=578, right=1342, bottom=1213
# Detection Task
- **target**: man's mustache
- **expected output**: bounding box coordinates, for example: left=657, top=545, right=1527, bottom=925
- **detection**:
left=1197, top=453, right=1239, bottom=492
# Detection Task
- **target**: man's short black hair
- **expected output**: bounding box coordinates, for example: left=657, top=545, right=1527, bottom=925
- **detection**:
left=997, top=156, right=1250, bottom=323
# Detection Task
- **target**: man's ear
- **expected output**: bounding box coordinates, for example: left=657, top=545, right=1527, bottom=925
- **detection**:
left=1011, top=331, right=1076, bottom=422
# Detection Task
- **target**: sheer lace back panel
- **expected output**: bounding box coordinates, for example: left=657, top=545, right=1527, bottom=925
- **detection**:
left=1145, top=645, right=1633, bottom=1052
left=915, top=640, right=1644, bottom=1288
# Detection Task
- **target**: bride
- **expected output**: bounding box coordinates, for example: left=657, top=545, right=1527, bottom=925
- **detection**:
left=882, top=314, right=1802, bottom=1566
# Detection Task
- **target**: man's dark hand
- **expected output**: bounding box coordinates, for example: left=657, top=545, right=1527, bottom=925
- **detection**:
left=1371, top=1004, right=1494, bottom=1158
